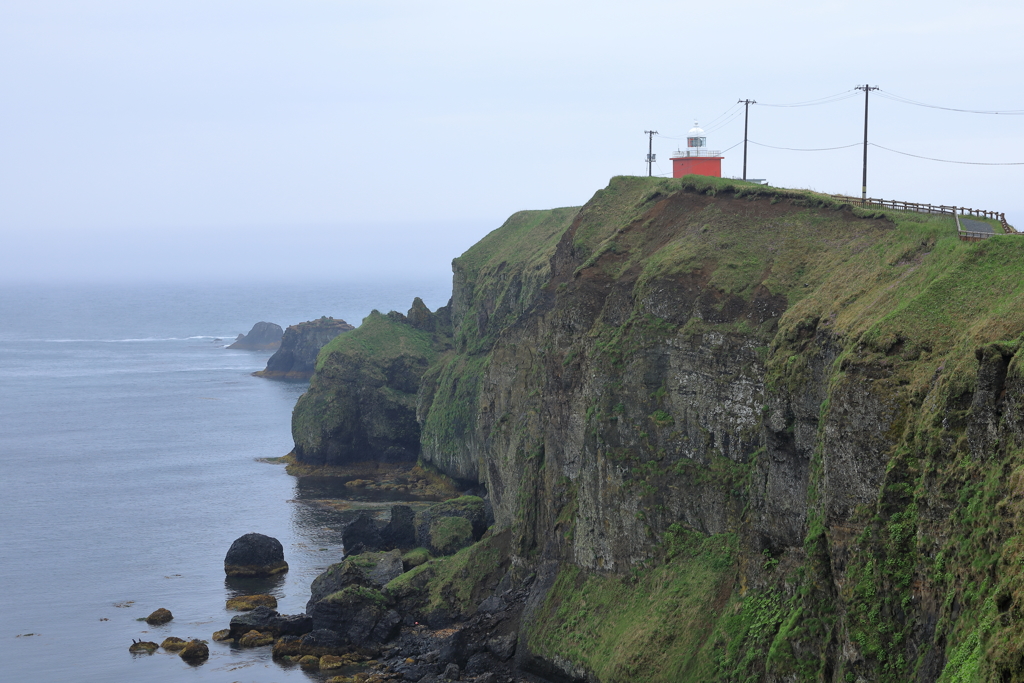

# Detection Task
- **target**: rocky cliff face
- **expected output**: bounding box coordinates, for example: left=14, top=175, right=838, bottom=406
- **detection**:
left=297, top=176, right=1024, bottom=682
left=257, top=316, right=355, bottom=380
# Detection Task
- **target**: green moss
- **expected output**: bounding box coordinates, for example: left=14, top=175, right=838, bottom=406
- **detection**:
left=429, top=516, right=474, bottom=555
left=324, top=584, right=388, bottom=607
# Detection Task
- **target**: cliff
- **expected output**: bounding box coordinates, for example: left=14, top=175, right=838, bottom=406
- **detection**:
left=296, top=176, right=1024, bottom=682
left=256, top=316, right=355, bottom=380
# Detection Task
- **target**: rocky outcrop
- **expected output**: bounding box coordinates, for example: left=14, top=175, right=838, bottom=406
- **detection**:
left=227, top=322, right=283, bottom=350
left=256, top=317, right=355, bottom=380
left=224, top=533, right=288, bottom=577
left=291, top=304, right=451, bottom=467
left=227, top=606, right=312, bottom=640
left=145, top=608, right=172, bottom=625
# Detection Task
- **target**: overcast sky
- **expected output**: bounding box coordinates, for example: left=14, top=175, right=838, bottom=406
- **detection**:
left=2, top=0, right=1022, bottom=283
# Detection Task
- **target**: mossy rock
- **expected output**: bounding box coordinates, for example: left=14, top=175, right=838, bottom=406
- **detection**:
left=211, top=629, right=232, bottom=642
left=402, top=547, right=430, bottom=570
left=272, top=635, right=303, bottom=659
left=160, top=636, right=187, bottom=652
left=144, top=607, right=173, bottom=625
left=226, top=594, right=278, bottom=611
left=239, top=629, right=274, bottom=647
left=128, top=640, right=159, bottom=654
left=179, top=639, right=209, bottom=663
left=299, top=654, right=320, bottom=671
left=429, top=516, right=474, bottom=555
left=320, top=654, right=345, bottom=670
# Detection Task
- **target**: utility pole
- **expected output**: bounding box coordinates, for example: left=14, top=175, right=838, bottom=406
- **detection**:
left=738, top=99, right=756, bottom=180
left=644, top=130, right=658, bottom=176
left=856, top=84, right=878, bottom=202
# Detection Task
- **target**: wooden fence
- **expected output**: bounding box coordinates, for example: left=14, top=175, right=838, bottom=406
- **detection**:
left=826, top=194, right=1018, bottom=239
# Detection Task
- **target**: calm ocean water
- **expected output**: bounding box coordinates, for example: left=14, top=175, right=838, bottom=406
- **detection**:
left=0, top=279, right=451, bottom=682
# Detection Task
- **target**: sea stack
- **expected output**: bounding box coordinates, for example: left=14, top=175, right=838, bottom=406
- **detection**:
left=255, top=316, right=355, bottom=380
left=224, top=533, right=288, bottom=577
left=227, top=322, right=284, bottom=350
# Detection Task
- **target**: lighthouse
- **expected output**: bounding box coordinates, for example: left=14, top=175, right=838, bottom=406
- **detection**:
left=670, top=122, right=723, bottom=178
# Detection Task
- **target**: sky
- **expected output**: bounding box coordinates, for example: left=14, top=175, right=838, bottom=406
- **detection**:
left=1, top=0, right=1022, bottom=284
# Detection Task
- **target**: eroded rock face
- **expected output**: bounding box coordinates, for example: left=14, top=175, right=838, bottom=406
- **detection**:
left=257, top=317, right=355, bottom=380
left=224, top=533, right=288, bottom=577
left=306, top=549, right=404, bottom=613
left=227, top=322, right=283, bottom=350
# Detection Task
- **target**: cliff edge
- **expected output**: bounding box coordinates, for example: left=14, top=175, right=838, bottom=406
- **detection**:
left=256, top=316, right=355, bottom=380
left=295, top=176, right=1024, bottom=682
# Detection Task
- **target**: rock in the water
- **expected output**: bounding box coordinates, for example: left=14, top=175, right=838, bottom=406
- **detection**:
left=224, top=533, right=288, bottom=577
left=381, top=505, right=417, bottom=549
left=256, top=317, right=355, bottom=380
left=179, top=639, right=209, bottom=663
left=226, top=594, right=277, bottom=611
left=160, top=636, right=187, bottom=652
left=308, top=585, right=399, bottom=647
left=341, top=512, right=384, bottom=556
left=211, top=629, right=232, bottom=642
left=297, top=628, right=347, bottom=657
left=145, top=608, right=173, bottom=625
left=227, top=322, right=283, bottom=350
left=299, top=654, right=320, bottom=671
left=239, top=629, right=274, bottom=647
left=227, top=605, right=312, bottom=639
left=128, top=640, right=158, bottom=654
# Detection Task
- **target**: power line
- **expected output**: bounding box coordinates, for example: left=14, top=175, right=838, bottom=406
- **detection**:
left=749, top=140, right=860, bottom=152
left=876, top=90, right=1024, bottom=115
left=869, top=143, right=1024, bottom=165
left=756, top=90, right=858, bottom=107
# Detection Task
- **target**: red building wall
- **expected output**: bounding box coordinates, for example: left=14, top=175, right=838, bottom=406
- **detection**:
left=671, top=156, right=723, bottom=178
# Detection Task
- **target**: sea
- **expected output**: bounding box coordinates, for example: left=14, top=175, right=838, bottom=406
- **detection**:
left=0, top=278, right=452, bottom=682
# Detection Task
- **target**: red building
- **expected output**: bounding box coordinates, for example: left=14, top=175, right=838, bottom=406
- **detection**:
left=671, top=122, right=723, bottom=178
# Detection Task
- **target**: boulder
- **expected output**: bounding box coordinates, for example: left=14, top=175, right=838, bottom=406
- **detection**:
left=308, top=585, right=399, bottom=647
left=306, top=549, right=404, bottom=613
left=228, top=605, right=312, bottom=640
left=341, top=513, right=384, bottom=556
left=179, top=639, right=209, bottom=663
left=227, top=322, right=284, bottom=350
left=128, top=640, right=158, bottom=654
left=145, top=608, right=173, bottom=625
left=381, top=505, right=417, bottom=549
left=226, top=594, right=277, bottom=611
left=299, top=654, right=320, bottom=671
left=160, top=636, right=187, bottom=652
left=297, top=628, right=347, bottom=657
left=239, top=630, right=274, bottom=647
left=224, top=533, right=288, bottom=577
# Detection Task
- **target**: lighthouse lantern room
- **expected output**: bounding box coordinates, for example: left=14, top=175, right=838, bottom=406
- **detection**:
left=670, top=122, right=724, bottom=178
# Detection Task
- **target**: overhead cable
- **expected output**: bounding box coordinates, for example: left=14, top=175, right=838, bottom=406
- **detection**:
left=869, top=143, right=1024, bottom=165
left=876, top=90, right=1024, bottom=115
left=750, top=140, right=861, bottom=152
left=756, top=90, right=858, bottom=108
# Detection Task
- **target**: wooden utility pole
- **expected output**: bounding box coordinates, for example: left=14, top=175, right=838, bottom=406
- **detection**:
left=856, top=84, right=878, bottom=202
left=738, top=99, right=756, bottom=180
left=645, top=130, right=658, bottom=176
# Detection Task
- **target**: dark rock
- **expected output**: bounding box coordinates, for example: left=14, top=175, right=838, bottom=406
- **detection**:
left=224, top=533, right=288, bottom=577
left=476, top=674, right=497, bottom=683
left=465, top=651, right=499, bottom=674
left=306, top=549, right=403, bottom=612
left=178, top=639, right=209, bottom=663
left=486, top=633, right=516, bottom=661
left=297, top=628, right=346, bottom=656
left=145, top=607, right=173, bottom=625
left=443, top=662, right=461, bottom=680
left=239, top=629, right=274, bottom=647
left=227, top=322, right=283, bottom=350
left=381, top=505, right=417, bottom=549
left=257, top=317, right=355, bottom=380
left=407, top=297, right=436, bottom=332
left=342, top=513, right=384, bottom=556
left=298, top=654, right=320, bottom=671
left=309, top=585, right=394, bottom=647
left=477, top=596, right=503, bottom=614
left=228, top=606, right=311, bottom=639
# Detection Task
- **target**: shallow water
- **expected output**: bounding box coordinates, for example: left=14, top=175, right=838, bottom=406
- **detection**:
left=0, top=280, right=450, bottom=682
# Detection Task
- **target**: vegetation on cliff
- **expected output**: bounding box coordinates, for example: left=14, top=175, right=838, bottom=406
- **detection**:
left=298, top=175, right=1024, bottom=681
